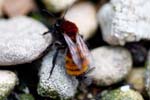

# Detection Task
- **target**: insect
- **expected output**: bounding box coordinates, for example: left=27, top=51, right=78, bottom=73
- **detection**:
left=43, top=10, right=94, bottom=78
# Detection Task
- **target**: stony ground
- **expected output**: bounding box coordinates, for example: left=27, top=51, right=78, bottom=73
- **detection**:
left=0, top=0, right=149, bottom=100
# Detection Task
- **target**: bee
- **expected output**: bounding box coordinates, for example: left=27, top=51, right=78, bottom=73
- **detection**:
left=43, top=10, right=94, bottom=78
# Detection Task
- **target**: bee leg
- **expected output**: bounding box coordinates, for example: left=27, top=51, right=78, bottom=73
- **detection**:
left=82, top=67, right=95, bottom=85
left=77, top=75, right=92, bottom=86
left=79, top=34, right=84, bottom=38
left=47, top=41, right=66, bottom=79
left=48, top=47, right=60, bottom=79
left=41, top=42, right=54, bottom=57
left=77, top=67, right=95, bottom=85
left=85, top=67, right=95, bottom=75
left=43, top=30, right=51, bottom=35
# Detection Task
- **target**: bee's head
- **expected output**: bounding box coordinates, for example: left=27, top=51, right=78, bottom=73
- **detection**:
left=42, top=9, right=78, bottom=35
left=54, top=19, right=65, bottom=28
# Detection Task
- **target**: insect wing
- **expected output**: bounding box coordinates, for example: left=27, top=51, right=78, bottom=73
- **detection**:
left=63, top=34, right=82, bottom=69
left=76, top=34, right=94, bottom=69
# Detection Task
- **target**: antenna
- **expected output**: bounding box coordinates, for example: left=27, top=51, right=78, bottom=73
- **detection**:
left=61, top=5, right=72, bottom=19
left=42, top=9, right=56, bottom=18
left=62, top=9, right=68, bottom=19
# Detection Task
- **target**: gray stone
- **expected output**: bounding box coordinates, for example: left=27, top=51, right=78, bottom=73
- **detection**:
left=0, top=16, right=52, bottom=65
left=145, top=50, right=150, bottom=97
left=37, top=47, right=78, bottom=99
left=0, top=70, right=18, bottom=100
left=88, top=46, right=132, bottom=86
left=97, top=3, right=119, bottom=45
left=101, top=85, right=144, bottom=100
left=98, top=0, right=150, bottom=45
left=19, top=94, right=35, bottom=100
left=3, top=0, right=36, bottom=17
left=126, top=68, right=145, bottom=93
left=0, top=0, right=4, bottom=16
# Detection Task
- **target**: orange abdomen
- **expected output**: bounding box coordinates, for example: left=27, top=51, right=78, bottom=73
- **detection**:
left=65, top=51, right=89, bottom=76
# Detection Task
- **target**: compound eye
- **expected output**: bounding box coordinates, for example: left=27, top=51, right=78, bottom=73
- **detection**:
left=55, top=23, right=60, bottom=27
left=55, top=19, right=63, bottom=27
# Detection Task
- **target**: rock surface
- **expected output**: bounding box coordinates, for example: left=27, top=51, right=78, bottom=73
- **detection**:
left=101, top=85, right=144, bottom=100
left=145, top=50, right=150, bottom=97
left=88, top=46, right=132, bottom=86
left=19, top=94, right=35, bottom=100
left=65, top=2, right=98, bottom=40
left=0, top=16, right=51, bottom=66
left=3, top=0, right=36, bottom=17
left=126, top=68, right=145, bottom=93
left=98, top=0, right=150, bottom=45
left=0, top=70, right=18, bottom=99
left=38, top=47, right=78, bottom=99
left=0, top=0, right=4, bottom=16
left=43, top=0, right=77, bottom=12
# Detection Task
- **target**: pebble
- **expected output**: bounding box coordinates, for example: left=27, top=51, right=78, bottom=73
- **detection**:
left=145, top=50, right=150, bottom=97
left=37, top=47, right=78, bottom=99
left=3, top=0, right=36, bottom=17
left=0, top=16, right=52, bottom=66
left=87, top=93, right=93, bottom=99
left=126, top=68, right=145, bottom=93
left=77, top=93, right=85, bottom=100
left=88, top=46, right=132, bottom=86
left=19, top=94, right=35, bottom=100
left=98, top=0, right=150, bottom=45
left=43, top=0, right=77, bottom=12
left=65, top=2, right=98, bottom=40
left=0, top=70, right=18, bottom=100
left=97, top=3, right=118, bottom=45
left=101, top=85, right=144, bottom=100
left=0, top=0, right=4, bottom=16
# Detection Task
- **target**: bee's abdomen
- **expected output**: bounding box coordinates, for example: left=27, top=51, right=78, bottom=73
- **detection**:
left=65, top=52, right=88, bottom=76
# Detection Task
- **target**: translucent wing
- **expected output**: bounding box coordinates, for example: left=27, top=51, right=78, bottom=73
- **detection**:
left=63, top=33, right=82, bottom=69
left=63, top=33, right=94, bottom=72
left=76, top=34, right=94, bottom=69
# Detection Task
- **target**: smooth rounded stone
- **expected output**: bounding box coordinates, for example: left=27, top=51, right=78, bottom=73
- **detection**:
left=126, top=68, right=145, bottom=93
left=0, top=0, right=4, bottom=16
left=37, top=47, right=79, bottom=99
left=19, top=94, right=34, bottom=100
left=97, top=3, right=119, bottom=45
left=98, top=0, right=150, bottom=45
left=43, top=0, right=77, bottom=12
left=0, top=16, right=51, bottom=65
left=101, top=85, right=144, bottom=100
left=65, top=2, right=98, bottom=40
left=3, top=0, right=36, bottom=17
left=0, top=70, right=18, bottom=100
left=145, top=50, right=150, bottom=97
left=88, top=46, right=132, bottom=86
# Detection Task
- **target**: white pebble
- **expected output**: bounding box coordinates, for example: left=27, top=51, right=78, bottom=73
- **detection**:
left=98, top=0, right=150, bottom=45
left=0, top=70, right=18, bottom=99
left=88, top=46, right=132, bottom=86
left=38, top=47, right=78, bottom=99
left=0, top=16, right=52, bottom=65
